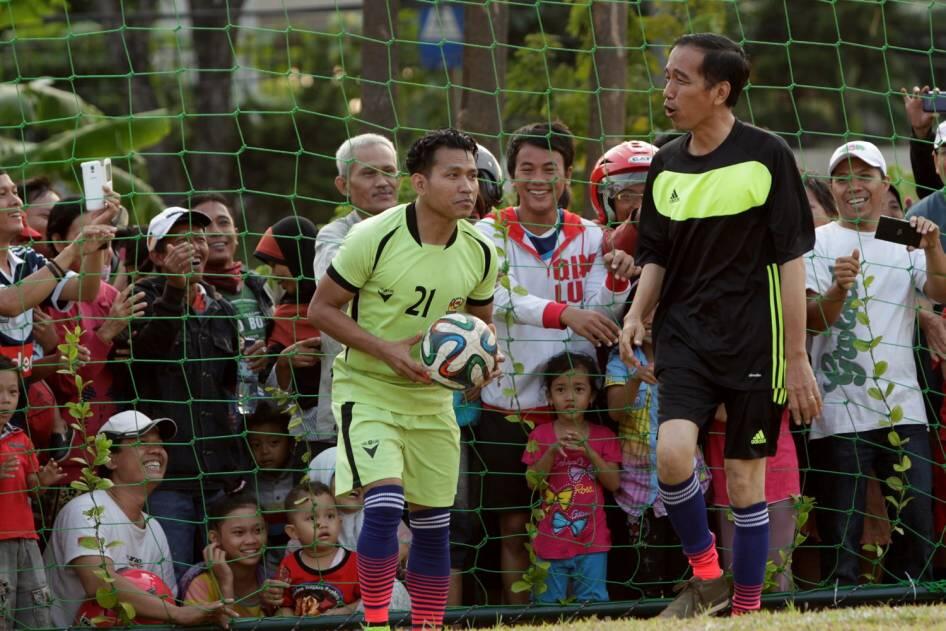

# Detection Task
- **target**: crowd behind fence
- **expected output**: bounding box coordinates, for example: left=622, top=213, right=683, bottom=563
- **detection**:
left=4, top=3, right=946, bottom=626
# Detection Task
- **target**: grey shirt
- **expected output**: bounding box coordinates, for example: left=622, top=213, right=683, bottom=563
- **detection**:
left=312, top=210, right=363, bottom=440
left=906, top=188, right=946, bottom=251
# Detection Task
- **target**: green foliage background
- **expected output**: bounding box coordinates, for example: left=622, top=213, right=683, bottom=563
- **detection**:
left=0, top=0, right=941, bottom=233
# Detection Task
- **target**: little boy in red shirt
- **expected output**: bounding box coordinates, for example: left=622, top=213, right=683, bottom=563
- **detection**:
left=0, top=356, right=64, bottom=629
left=277, top=481, right=361, bottom=617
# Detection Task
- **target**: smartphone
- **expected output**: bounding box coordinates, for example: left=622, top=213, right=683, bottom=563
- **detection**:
left=875, top=215, right=922, bottom=248
left=80, top=159, right=112, bottom=212
left=922, top=94, right=946, bottom=113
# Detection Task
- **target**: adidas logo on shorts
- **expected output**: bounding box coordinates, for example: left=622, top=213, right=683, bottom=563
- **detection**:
left=669, top=189, right=680, bottom=204
left=750, top=430, right=767, bottom=446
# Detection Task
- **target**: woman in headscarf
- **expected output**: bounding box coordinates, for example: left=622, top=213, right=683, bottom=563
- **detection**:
left=254, top=216, right=323, bottom=446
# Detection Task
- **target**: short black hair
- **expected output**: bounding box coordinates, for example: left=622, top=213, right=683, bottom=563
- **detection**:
left=17, top=175, right=56, bottom=205
left=673, top=33, right=750, bottom=108
left=285, top=480, right=333, bottom=513
left=0, top=357, right=21, bottom=408
left=406, top=128, right=478, bottom=176
left=189, top=192, right=230, bottom=209
left=542, top=351, right=600, bottom=392
left=0, top=356, right=16, bottom=371
left=507, top=120, right=576, bottom=176
left=46, top=196, right=84, bottom=255
left=247, top=401, right=291, bottom=434
left=802, top=173, right=838, bottom=219
left=507, top=121, right=575, bottom=209
left=888, top=184, right=904, bottom=212
left=115, top=225, right=150, bottom=270
left=207, top=491, right=260, bottom=531
left=190, top=192, right=235, bottom=220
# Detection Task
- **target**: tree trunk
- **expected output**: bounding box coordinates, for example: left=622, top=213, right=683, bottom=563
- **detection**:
left=458, top=1, right=508, bottom=158
left=583, top=1, right=628, bottom=217
left=93, top=0, right=187, bottom=203
left=361, top=0, right=399, bottom=136
left=188, top=0, right=246, bottom=191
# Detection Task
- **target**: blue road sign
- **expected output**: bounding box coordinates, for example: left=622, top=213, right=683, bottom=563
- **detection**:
left=418, top=4, right=464, bottom=70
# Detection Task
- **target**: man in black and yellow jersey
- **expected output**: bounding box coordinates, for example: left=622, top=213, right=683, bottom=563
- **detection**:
left=308, top=129, right=498, bottom=630
left=620, top=34, right=819, bottom=617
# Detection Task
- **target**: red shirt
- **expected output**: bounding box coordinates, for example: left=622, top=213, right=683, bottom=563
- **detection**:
left=44, top=283, right=120, bottom=482
left=26, top=381, right=56, bottom=453
left=0, top=426, right=40, bottom=540
left=268, top=303, right=319, bottom=349
left=277, top=548, right=360, bottom=615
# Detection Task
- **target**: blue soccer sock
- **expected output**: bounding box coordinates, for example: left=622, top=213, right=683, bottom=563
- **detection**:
left=357, top=485, right=405, bottom=625
left=659, top=473, right=722, bottom=580
left=731, top=501, right=769, bottom=614
left=407, top=508, right=451, bottom=630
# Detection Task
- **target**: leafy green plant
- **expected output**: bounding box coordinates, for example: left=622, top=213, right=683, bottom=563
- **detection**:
left=844, top=273, right=913, bottom=583
left=59, top=325, right=143, bottom=624
left=511, top=464, right=551, bottom=598
left=764, top=494, right=815, bottom=592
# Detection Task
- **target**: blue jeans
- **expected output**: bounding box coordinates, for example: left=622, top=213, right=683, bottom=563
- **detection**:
left=534, top=552, right=609, bottom=604
left=815, top=425, right=933, bottom=585
left=147, top=488, right=224, bottom=581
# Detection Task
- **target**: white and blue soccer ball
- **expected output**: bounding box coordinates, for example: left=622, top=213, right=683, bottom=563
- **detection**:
left=421, top=313, right=498, bottom=391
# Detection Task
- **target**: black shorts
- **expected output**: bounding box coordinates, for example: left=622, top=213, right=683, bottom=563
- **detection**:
left=657, top=366, right=783, bottom=459
left=470, top=408, right=535, bottom=512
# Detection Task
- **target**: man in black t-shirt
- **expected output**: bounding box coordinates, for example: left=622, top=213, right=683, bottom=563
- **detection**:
left=620, top=34, right=819, bottom=617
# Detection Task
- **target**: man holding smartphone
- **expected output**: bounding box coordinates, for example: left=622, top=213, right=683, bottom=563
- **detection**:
left=0, top=172, right=116, bottom=379
left=806, top=140, right=946, bottom=585
left=903, top=86, right=943, bottom=201
left=906, top=121, right=946, bottom=251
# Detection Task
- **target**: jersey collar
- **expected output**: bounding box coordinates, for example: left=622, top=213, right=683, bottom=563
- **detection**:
left=492, top=206, right=588, bottom=264
left=406, top=202, right=458, bottom=248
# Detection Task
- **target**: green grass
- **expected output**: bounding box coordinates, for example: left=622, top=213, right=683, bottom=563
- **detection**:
left=497, top=603, right=946, bottom=630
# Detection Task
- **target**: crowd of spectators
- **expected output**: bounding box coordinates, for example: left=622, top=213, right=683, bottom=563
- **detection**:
left=1, top=86, right=946, bottom=628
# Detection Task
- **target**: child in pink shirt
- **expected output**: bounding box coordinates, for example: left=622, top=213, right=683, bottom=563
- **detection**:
left=523, top=352, right=621, bottom=604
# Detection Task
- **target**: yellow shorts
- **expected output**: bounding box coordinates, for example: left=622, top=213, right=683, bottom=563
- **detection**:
left=333, top=400, right=460, bottom=508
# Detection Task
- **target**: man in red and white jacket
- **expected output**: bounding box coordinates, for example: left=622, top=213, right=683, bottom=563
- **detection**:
left=472, top=121, right=635, bottom=604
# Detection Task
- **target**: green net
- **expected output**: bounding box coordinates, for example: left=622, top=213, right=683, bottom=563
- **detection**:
left=1, top=0, right=946, bottom=628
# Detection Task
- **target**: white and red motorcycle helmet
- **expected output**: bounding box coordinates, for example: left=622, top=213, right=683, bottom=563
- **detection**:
left=589, top=140, right=657, bottom=225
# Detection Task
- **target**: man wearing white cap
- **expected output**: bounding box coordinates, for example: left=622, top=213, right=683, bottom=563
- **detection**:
left=123, top=207, right=250, bottom=576
left=906, top=121, right=946, bottom=251
left=805, top=139, right=946, bottom=585
left=44, top=411, right=236, bottom=628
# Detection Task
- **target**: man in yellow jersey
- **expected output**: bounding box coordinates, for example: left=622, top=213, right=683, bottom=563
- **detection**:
left=308, top=128, right=497, bottom=630
left=620, top=34, right=819, bottom=617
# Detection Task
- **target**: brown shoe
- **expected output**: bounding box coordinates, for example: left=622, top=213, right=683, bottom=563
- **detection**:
left=657, top=575, right=731, bottom=618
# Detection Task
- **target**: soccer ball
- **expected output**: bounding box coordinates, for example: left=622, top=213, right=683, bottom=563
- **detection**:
left=74, top=568, right=174, bottom=627
left=421, top=313, right=498, bottom=391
